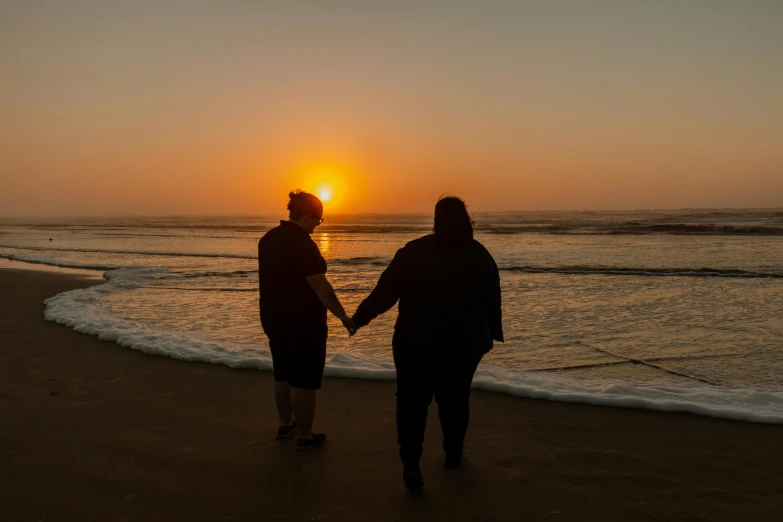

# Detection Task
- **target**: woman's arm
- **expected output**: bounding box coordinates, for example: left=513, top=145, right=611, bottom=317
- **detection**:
left=352, top=251, right=405, bottom=328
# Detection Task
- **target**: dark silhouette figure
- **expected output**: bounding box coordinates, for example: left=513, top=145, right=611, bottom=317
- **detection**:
left=352, top=196, right=503, bottom=490
left=258, top=190, right=357, bottom=451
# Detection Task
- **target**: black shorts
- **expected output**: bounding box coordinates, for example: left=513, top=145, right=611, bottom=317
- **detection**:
left=267, top=325, right=327, bottom=390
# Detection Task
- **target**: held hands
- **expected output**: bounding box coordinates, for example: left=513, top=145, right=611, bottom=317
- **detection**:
left=340, top=315, right=359, bottom=337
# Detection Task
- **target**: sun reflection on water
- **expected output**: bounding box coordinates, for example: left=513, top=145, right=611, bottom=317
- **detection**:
left=316, top=232, right=331, bottom=257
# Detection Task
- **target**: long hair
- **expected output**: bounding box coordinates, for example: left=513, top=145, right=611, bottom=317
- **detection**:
left=433, top=195, right=474, bottom=249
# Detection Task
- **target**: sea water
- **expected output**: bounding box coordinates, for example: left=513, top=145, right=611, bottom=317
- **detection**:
left=2, top=209, right=783, bottom=422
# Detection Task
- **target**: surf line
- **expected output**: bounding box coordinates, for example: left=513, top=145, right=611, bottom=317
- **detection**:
left=577, top=341, right=719, bottom=386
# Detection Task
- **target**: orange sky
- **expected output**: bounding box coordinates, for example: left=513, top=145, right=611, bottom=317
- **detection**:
left=1, top=2, right=782, bottom=216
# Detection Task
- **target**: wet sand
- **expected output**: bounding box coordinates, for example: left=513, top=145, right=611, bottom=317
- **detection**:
left=1, top=268, right=781, bottom=521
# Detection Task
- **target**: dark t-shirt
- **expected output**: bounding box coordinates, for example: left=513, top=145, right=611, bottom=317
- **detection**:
left=258, top=221, right=327, bottom=333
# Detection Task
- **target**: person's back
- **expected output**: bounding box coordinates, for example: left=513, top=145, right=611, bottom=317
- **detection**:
left=351, top=196, right=503, bottom=491
left=258, top=221, right=327, bottom=334
left=379, top=234, right=498, bottom=356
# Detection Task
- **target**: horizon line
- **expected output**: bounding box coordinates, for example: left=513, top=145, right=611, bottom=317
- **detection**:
left=2, top=206, right=783, bottom=221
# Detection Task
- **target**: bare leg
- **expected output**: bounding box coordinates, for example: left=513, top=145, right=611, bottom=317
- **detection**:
left=291, top=387, right=317, bottom=439
left=275, top=382, right=293, bottom=426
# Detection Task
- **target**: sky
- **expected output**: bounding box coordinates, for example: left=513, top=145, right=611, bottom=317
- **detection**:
left=1, top=0, right=782, bottom=216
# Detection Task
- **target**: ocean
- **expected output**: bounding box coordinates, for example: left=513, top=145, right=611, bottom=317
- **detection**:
left=2, top=209, right=783, bottom=423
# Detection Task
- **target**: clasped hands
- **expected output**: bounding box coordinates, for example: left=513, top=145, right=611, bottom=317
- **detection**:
left=339, top=315, right=359, bottom=337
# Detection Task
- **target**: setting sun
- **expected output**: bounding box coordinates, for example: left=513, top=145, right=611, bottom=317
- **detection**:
left=293, top=165, right=356, bottom=211
left=317, top=184, right=333, bottom=203
left=275, top=156, right=369, bottom=214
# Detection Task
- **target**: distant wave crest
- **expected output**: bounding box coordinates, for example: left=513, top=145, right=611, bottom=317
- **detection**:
left=479, top=224, right=783, bottom=235
left=6, top=249, right=782, bottom=280
left=502, top=265, right=783, bottom=278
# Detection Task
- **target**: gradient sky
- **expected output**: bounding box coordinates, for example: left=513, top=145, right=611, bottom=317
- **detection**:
left=1, top=1, right=782, bottom=216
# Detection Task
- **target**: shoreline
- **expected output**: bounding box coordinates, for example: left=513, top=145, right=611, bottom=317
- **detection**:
left=0, top=257, right=107, bottom=279
left=33, top=258, right=783, bottom=424
left=1, top=268, right=782, bottom=520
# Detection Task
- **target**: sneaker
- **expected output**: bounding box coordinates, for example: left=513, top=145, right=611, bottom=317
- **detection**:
left=403, top=460, right=424, bottom=492
left=296, top=433, right=328, bottom=451
left=275, top=421, right=297, bottom=440
left=444, top=450, right=463, bottom=470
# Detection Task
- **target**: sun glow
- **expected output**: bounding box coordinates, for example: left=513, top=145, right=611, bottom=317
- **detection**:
left=317, top=184, right=334, bottom=203
left=304, top=168, right=346, bottom=209
left=278, top=160, right=365, bottom=213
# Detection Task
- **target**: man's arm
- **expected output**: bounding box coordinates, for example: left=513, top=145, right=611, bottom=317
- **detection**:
left=305, top=273, right=357, bottom=335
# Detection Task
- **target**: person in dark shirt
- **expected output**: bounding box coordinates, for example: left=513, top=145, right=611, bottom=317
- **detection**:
left=258, top=190, right=358, bottom=451
left=352, top=196, right=503, bottom=491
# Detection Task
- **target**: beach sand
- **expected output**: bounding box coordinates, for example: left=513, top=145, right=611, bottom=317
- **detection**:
left=1, top=268, right=781, bottom=521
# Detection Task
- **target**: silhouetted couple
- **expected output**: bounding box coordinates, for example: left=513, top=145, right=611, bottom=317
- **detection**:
left=258, top=190, right=503, bottom=491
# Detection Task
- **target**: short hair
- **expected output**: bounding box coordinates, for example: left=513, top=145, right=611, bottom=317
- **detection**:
left=434, top=195, right=474, bottom=248
left=287, top=190, right=323, bottom=220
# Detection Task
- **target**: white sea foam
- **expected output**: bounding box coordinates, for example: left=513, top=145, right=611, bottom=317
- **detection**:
left=32, top=257, right=783, bottom=425
left=471, top=366, right=783, bottom=424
